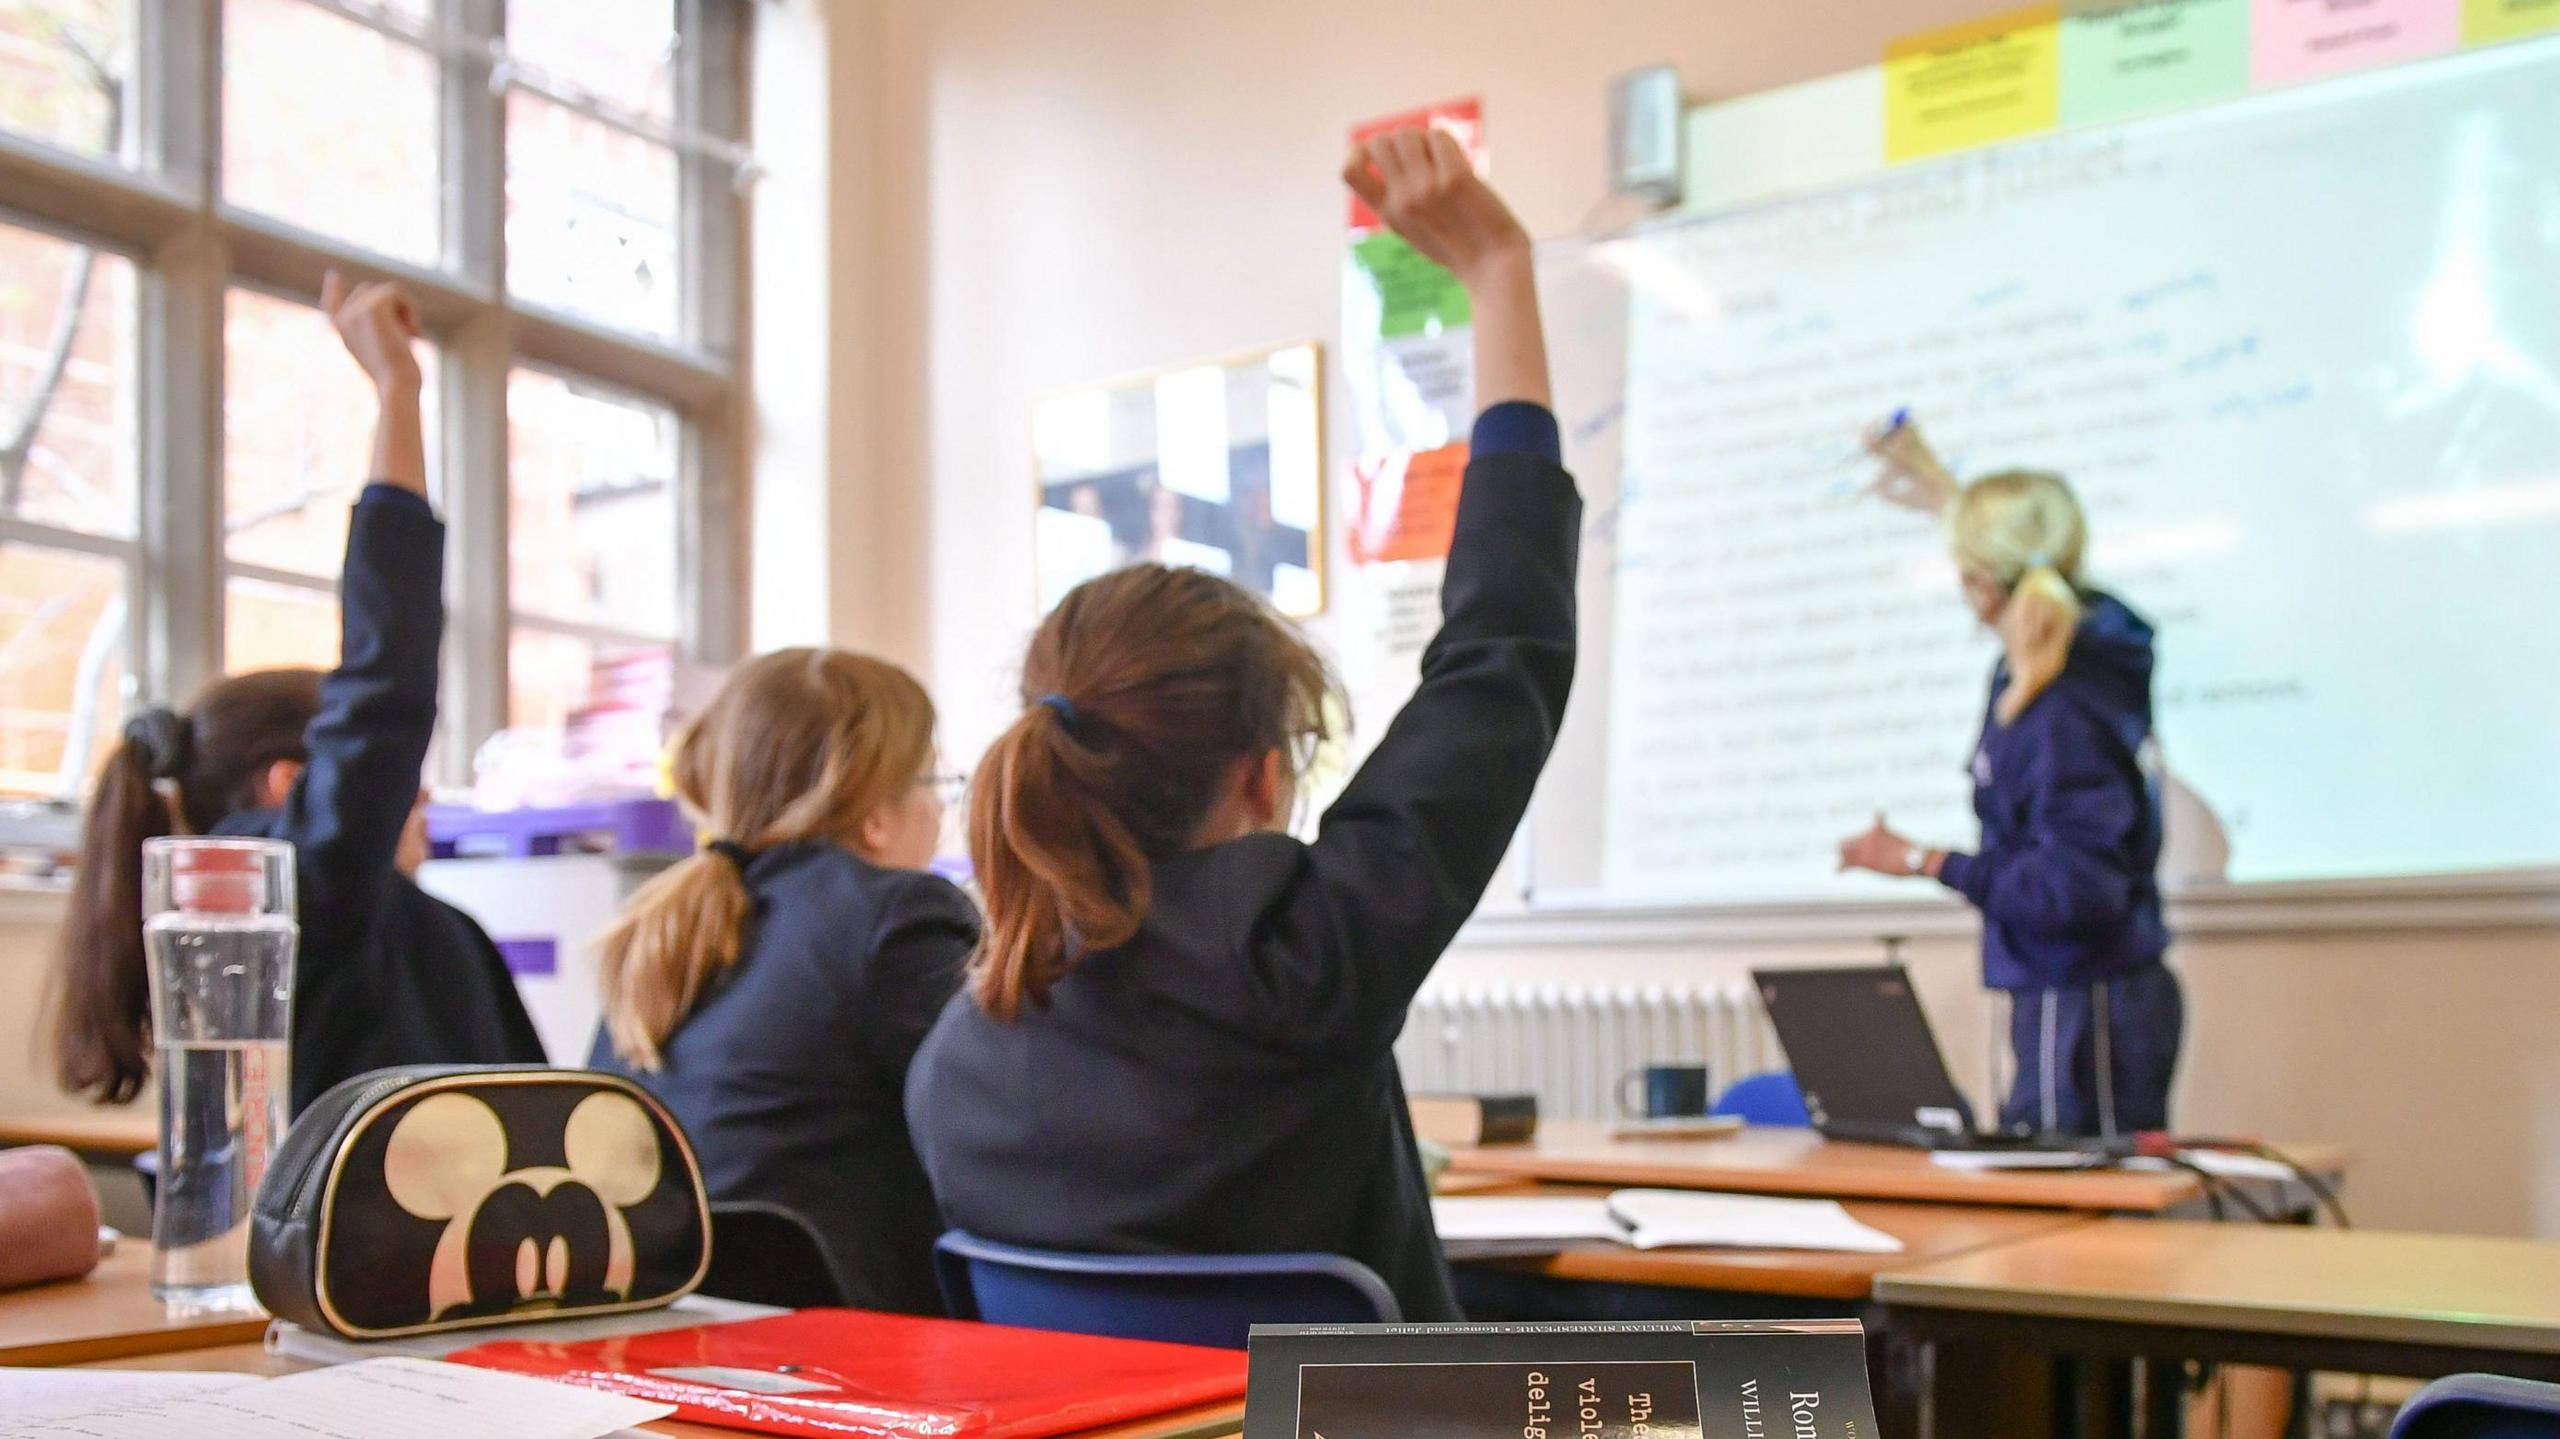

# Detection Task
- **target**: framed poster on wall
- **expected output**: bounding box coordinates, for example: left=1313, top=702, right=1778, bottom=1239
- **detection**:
left=1031, top=341, right=1325, bottom=618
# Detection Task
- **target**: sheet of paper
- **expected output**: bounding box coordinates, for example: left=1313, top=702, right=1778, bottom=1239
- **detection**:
left=2461, top=0, right=2560, bottom=41
left=0, top=1358, right=670, bottom=1439
left=2251, top=0, right=2459, bottom=87
left=1684, top=67, right=1887, bottom=211
left=267, top=1293, right=781, bottom=1366
left=1430, top=1196, right=1624, bottom=1245
left=2058, top=0, right=2250, bottom=124
left=0, top=1371, right=255, bottom=1420
left=1606, top=1189, right=1906, bottom=1254
left=1884, top=5, right=2063, bottom=161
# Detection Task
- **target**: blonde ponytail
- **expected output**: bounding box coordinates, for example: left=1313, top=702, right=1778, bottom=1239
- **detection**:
left=597, top=648, right=937, bottom=1069
left=597, top=852, right=756, bottom=1070
left=1946, top=469, right=2090, bottom=725
left=1996, top=565, right=2083, bottom=723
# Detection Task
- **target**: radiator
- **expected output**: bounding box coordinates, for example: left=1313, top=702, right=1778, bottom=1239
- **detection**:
left=1394, top=982, right=1780, bottom=1124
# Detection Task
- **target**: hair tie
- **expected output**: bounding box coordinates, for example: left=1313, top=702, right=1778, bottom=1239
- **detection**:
left=122, top=707, right=190, bottom=782
left=1037, top=693, right=1080, bottom=729
left=704, top=839, right=757, bottom=871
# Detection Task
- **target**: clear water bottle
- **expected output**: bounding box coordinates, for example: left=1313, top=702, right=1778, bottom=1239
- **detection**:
left=142, top=836, right=295, bottom=1312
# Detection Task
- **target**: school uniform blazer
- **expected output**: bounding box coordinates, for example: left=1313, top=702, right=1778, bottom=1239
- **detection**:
left=215, top=487, right=545, bottom=1114
left=589, top=845, right=977, bottom=1316
left=907, top=407, right=1580, bottom=1324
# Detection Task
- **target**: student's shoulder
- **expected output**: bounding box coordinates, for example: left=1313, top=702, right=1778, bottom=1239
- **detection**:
left=765, top=845, right=979, bottom=939
left=1146, top=831, right=1314, bottom=947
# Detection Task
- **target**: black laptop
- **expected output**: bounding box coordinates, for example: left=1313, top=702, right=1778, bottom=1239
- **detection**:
left=1751, top=964, right=2096, bottom=1153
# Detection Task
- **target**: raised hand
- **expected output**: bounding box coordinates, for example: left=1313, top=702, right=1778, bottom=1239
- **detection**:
left=1861, top=414, right=1960, bottom=514
left=321, top=269, right=423, bottom=397
left=1341, top=126, right=1530, bottom=292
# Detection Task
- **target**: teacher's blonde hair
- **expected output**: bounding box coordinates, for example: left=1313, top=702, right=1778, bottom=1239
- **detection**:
left=1948, top=470, right=2086, bottom=725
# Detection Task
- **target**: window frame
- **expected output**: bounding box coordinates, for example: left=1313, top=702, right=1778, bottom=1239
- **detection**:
left=0, top=0, right=748, bottom=800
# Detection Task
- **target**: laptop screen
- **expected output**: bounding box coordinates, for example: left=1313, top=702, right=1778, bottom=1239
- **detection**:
left=1752, top=965, right=1976, bottom=1138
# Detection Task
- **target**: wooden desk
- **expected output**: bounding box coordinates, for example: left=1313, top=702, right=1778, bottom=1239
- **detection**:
left=1445, top=1124, right=2350, bottom=1215
left=81, top=1342, right=1247, bottom=1439
left=1466, top=1192, right=2095, bottom=1301
left=1876, top=1219, right=2560, bottom=1377
left=0, top=1113, right=156, bottom=1159
left=0, top=1246, right=268, bottom=1367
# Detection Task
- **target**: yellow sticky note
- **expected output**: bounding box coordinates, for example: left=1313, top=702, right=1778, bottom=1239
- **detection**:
left=1886, top=5, right=2064, bottom=162
left=2464, top=0, right=2560, bottom=42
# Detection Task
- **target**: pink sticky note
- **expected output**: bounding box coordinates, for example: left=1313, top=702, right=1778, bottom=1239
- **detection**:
left=2252, top=0, right=2461, bottom=86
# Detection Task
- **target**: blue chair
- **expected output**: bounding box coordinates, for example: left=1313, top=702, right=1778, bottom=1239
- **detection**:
left=933, top=1231, right=1399, bottom=1349
left=2391, top=1376, right=2560, bottom=1439
left=1711, top=1071, right=1812, bottom=1127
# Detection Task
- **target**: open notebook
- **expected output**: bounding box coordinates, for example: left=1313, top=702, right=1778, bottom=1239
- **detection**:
left=1430, top=1189, right=1902, bottom=1259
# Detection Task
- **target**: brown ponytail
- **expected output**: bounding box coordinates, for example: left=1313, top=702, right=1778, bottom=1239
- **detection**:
left=597, top=649, right=935, bottom=1070
left=53, top=670, right=323, bottom=1102
left=969, top=564, right=1340, bottom=1021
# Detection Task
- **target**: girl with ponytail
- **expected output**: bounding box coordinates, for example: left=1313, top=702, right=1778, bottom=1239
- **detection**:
left=589, top=648, right=972, bottom=1316
left=1840, top=419, right=2180, bottom=1139
left=52, top=275, right=542, bottom=1113
left=907, top=127, right=1580, bottom=1324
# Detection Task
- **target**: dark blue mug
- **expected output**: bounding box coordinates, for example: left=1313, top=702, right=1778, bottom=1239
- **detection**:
left=1617, top=1063, right=1712, bottom=1120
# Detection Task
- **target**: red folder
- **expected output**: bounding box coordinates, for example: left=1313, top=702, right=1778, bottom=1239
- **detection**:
left=447, top=1309, right=1249, bottom=1439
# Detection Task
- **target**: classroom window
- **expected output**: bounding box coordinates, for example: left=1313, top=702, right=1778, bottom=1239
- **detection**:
left=505, top=369, right=679, bottom=779
left=0, top=0, right=133, bottom=162
left=222, top=0, right=441, bottom=265
left=505, top=92, right=682, bottom=340
left=0, top=0, right=749, bottom=830
left=0, top=220, right=137, bottom=803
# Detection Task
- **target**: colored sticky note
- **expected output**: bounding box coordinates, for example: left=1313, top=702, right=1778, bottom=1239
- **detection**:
left=2463, top=0, right=2560, bottom=40
left=1686, top=67, right=1888, bottom=209
left=2061, top=0, right=2252, bottom=123
left=1348, top=444, right=1468, bottom=565
left=1349, top=231, right=1471, bottom=339
left=2251, top=0, right=2460, bottom=87
left=1886, top=6, right=2064, bottom=163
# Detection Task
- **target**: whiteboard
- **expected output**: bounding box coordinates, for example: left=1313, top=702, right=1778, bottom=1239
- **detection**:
left=1523, top=35, right=2560, bottom=912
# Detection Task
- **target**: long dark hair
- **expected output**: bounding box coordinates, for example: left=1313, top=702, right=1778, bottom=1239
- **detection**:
left=53, top=670, right=322, bottom=1102
left=968, top=564, right=1338, bottom=1021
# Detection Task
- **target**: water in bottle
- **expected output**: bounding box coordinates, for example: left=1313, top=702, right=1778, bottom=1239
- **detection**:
left=143, top=839, right=296, bottom=1311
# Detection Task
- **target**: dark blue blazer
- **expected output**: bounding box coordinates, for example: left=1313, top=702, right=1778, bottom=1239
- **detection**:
left=589, top=844, right=976, bottom=1316
left=216, top=489, right=543, bottom=1113
left=1938, top=591, right=2171, bottom=990
left=906, top=439, right=1581, bottom=1324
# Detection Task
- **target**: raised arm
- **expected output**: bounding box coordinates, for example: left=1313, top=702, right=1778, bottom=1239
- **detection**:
left=1267, top=131, right=1579, bottom=1052
left=264, top=275, right=443, bottom=928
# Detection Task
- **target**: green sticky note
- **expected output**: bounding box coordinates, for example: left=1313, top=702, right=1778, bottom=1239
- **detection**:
left=2464, top=0, right=2560, bottom=43
left=1349, top=231, right=1471, bottom=339
left=2060, top=0, right=2250, bottom=126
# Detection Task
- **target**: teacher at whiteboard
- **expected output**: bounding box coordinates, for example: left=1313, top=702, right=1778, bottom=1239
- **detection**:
left=1836, top=417, right=2178, bottom=1139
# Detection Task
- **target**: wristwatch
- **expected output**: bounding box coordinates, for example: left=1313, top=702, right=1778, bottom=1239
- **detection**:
left=1904, top=845, right=1930, bottom=877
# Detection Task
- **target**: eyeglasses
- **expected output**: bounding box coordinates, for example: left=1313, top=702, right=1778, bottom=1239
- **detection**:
left=920, top=771, right=969, bottom=807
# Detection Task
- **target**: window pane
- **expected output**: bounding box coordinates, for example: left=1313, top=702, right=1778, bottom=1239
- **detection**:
left=506, top=92, right=678, bottom=338
left=0, top=542, right=125, bottom=801
left=507, top=368, right=677, bottom=635
left=224, top=0, right=439, bottom=265
left=224, top=575, right=338, bottom=674
left=508, top=628, right=673, bottom=788
left=225, top=288, right=440, bottom=579
left=0, top=222, right=134, bottom=537
left=507, top=0, right=676, bottom=123
left=0, top=0, right=130, bottom=159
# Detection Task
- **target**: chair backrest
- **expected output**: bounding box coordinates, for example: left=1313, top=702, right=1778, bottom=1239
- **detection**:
left=2392, top=1376, right=2560, bottom=1439
left=1712, top=1071, right=1813, bottom=1127
left=701, top=1202, right=849, bottom=1309
left=934, top=1231, right=1399, bottom=1350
